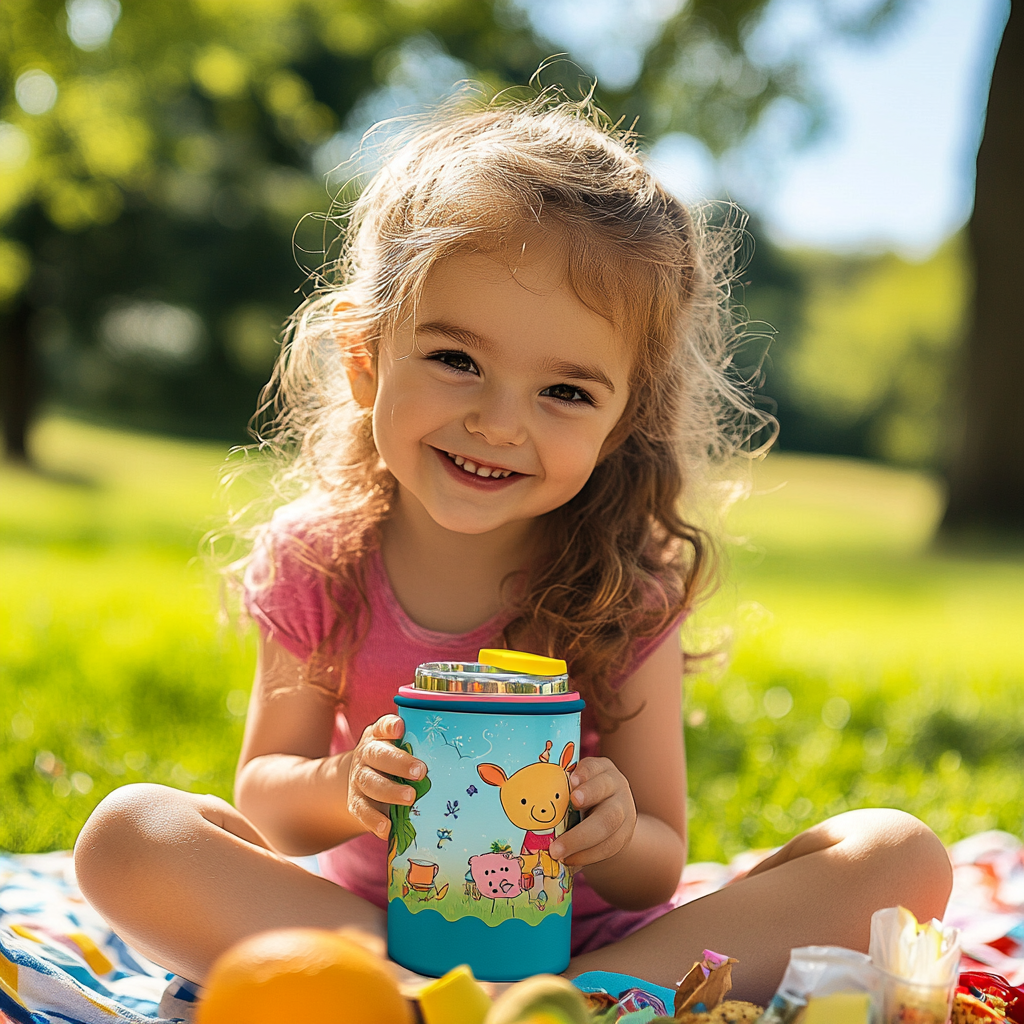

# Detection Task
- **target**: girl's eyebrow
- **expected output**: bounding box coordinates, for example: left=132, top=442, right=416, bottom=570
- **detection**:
left=417, top=319, right=492, bottom=352
left=541, top=359, right=616, bottom=395
left=416, top=319, right=616, bottom=394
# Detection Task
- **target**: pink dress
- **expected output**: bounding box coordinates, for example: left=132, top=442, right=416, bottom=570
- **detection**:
left=244, top=506, right=683, bottom=955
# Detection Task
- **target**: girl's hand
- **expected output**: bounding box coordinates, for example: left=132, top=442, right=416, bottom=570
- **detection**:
left=345, top=715, right=426, bottom=840
left=548, top=756, right=637, bottom=867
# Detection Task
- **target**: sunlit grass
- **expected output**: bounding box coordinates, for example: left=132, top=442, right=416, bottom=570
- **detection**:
left=2, top=416, right=1023, bottom=858
left=685, top=454, right=1024, bottom=860
left=1, top=417, right=254, bottom=851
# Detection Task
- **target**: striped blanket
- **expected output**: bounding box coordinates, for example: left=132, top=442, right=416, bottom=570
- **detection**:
left=3, top=832, right=1024, bottom=1023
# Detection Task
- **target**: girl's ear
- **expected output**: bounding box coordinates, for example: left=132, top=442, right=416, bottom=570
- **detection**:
left=346, top=350, right=376, bottom=409
left=334, top=300, right=376, bottom=408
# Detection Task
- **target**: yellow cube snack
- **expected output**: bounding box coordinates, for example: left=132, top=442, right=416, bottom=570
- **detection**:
left=419, top=964, right=493, bottom=1024
left=803, top=991, right=871, bottom=1024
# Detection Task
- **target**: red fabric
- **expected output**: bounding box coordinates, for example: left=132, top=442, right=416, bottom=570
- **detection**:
left=244, top=501, right=684, bottom=955
left=522, top=831, right=556, bottom=854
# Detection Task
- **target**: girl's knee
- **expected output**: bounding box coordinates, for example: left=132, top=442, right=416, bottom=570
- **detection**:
left=75, top=784, right=220, bottom=903
left=838, top=808, right=952, bottom=919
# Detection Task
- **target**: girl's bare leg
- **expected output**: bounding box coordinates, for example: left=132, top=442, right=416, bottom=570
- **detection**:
left=74, top=783, right=386, bottom=984
left=566, top=808, right=953, bottom=1006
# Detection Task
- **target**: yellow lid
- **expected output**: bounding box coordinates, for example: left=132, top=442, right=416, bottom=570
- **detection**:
left=477, top=649, right=567, bottom=677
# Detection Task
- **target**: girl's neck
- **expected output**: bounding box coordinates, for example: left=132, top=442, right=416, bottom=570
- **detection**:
left=379, top=490, right=539, bottom=634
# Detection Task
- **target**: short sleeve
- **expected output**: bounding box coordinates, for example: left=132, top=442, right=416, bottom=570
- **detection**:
left=243, top=506, right=339, bottom=661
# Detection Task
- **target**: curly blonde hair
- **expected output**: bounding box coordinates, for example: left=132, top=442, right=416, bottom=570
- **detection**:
left=240, top=89, right=771, bottom=725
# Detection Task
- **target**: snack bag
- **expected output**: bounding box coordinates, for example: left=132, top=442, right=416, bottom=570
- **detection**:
left=675, top=950, right=738, bottom=1016
left=757, top=946, right=881, bottom=1024
left=955, top=972, right=1024, bottom=1023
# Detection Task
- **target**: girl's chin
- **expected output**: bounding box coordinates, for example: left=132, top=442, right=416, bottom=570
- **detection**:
left=423, top=509, right=533, bottom=538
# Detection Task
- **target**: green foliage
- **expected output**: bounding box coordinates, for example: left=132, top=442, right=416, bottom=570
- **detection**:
left=744, top=234, right=969, bottom=468
left=388, top=740, right=431, bottom=859
left=2, top=416, right=1022, bottom=857
left=788, top=239, right=968, bottom=465
left=0, top=0, right=556, bottom=439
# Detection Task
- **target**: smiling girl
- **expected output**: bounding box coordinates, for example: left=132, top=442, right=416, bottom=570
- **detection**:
left=74, top=94, right=951, bottom=1003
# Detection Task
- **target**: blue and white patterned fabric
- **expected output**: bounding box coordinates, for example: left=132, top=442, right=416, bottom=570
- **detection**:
left=0, top=852, right=198, bottom=1023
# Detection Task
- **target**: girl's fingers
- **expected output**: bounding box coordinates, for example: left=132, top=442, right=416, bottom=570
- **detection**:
left=570, top=768, right=620, bottom=810
left=366, top=714, right=406, bottom=741
left=363, top=740, right=426, bottom=780
left=569, top=756, right=614, bottom=788
left=350, top=795, right=391, bottom=838
left=556, top=822, right=623, bottom=867
left=552, top=802, right=630, bottom=864
left=352, top=764, right=417, bottom=806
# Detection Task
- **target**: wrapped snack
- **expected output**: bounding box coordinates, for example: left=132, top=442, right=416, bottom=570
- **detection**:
left=953, top=972, right=1024, bottom=1024
left=954, top=989, right=1010, bottom=1023
left=756, top=946, right=880, bottom=1024
left=616, top=987, right=670, bottom=1017
left=870, top=907, right=962, bottom=1024
left=675, top=950, right=739, bottom=1015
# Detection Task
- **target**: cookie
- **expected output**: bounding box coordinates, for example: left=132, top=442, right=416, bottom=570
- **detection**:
left=675, top=1000, right=765, bottom=1023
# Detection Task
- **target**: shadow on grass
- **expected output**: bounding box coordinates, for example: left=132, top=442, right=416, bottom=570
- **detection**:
left=4, top=454, right=99, bottom=490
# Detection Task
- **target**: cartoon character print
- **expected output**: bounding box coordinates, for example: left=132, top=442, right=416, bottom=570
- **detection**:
left=402, top=857, right=449, bottom=902
left=468, top=852, right=525, bottom=915
left=477, top=741, right=577, bottom=879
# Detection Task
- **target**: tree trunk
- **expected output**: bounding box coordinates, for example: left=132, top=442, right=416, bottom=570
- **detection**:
left=941, top=0, right=1023, bottom=533
left=0, top=293, right=35, bottom=464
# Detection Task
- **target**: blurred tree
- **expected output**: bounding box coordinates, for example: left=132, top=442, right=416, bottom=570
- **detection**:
left=0, top=0, right=560, bottom=454
left=941, top=0, right=1022, bottom=534
left=750, top=239, right=968, bottom=468
left=0, top=0, right=883, bottom=458
left=7, top=0, right=1010, bottom=503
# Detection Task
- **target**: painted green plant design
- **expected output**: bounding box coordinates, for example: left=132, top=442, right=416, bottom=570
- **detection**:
left=388, top=740, right=431, bottom=859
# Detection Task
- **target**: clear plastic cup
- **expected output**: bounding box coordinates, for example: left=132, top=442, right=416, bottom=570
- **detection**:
left=877, top=967, right=955, bottom=1024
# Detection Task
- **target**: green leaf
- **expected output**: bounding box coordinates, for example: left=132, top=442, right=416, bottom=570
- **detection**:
left=387, top=738, right=430, bottom=856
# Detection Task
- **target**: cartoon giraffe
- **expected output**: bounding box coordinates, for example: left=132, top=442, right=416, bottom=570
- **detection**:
left=477, top=742, right=576, bottom=879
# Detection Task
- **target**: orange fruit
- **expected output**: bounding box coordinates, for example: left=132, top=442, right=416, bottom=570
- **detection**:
left=195, top=927, right=413, bottom=1024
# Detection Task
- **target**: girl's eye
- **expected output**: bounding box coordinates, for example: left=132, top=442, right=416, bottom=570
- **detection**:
left=427, top=350, right=478, bottom=375
left=541, top=383, right=594, bottom=406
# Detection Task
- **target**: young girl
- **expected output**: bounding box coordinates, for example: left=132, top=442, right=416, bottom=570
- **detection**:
left=74, top=94, right=951, bottom=1004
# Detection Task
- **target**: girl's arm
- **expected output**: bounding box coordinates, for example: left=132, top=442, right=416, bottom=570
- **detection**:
left=233, top=635, right=423, bottom=856
left=549, top=630, right=687, bottom=910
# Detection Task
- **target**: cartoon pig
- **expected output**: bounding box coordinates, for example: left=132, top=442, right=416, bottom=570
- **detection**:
left=469, top=852, right=525, bottom=914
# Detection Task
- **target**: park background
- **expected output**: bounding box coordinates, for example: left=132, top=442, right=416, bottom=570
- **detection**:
left=1, top=0, right=1021, bottom=862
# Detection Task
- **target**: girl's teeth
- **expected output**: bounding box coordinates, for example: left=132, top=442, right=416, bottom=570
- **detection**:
left=445, top=452, right=512, bottom=479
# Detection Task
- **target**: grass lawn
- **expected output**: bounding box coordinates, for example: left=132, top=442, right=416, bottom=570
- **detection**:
left=2, top=415, right=1023, bottom=858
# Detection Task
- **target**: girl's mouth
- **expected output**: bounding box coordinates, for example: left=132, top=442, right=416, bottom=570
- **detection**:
left=432, top=447, right=524, bottom=487
left=445, top=451, right=514, bottom=479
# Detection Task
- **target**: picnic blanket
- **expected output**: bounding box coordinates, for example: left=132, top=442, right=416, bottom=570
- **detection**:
left=4, top=832, right=1024, bottom=1023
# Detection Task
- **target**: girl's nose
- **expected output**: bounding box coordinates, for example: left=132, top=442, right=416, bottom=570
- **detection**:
left=464, top=392, right=528, bottom=447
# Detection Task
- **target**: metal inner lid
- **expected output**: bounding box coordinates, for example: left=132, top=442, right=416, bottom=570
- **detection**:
left=413, top=662, right=570, bottom=695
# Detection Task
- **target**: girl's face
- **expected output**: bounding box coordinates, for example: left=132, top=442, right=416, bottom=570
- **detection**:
left=356, top=247, right=631, bottom=537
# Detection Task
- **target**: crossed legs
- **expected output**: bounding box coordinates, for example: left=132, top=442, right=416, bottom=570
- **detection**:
left=73, top=783, right=386, bottom=984
left=75, top=789, right=951, bottom=1005
left=567, top=808, right=953, bottom=1005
